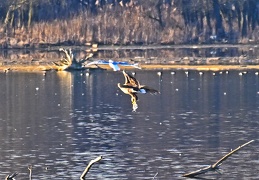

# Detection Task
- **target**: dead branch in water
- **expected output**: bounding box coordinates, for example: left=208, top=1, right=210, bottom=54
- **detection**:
left=28, top=165, right=32, bottom=180
left=152, top=172, right=158, bottom=179
left=183, top=140, right=254, bottom=178
left=80, top=156, right=103, bottom=179
left=5, top=172, right=18, bottom=180
left=53, top=48, right=94, bottom=71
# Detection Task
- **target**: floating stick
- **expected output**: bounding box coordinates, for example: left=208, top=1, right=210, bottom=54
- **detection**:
left=80, top=156, right=103, bottom=179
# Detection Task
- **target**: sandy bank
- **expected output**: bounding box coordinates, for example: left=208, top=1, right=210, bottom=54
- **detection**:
left=1, top=64, right=259, bottom=72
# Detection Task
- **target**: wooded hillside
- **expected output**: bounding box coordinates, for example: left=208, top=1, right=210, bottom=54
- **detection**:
left=0, top=0, right=258, bottom=48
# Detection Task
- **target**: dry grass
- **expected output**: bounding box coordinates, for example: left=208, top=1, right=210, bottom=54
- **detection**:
left=0, top=3, right=258, bottom=48
left=0, top=5, right=211, bottom=46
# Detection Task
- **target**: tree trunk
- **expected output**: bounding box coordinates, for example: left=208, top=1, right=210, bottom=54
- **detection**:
left=27, top=0, right=33, bottom=28
left=213, top=0, right=225, bottom=38
left=4, top=8, right=12, bottom=30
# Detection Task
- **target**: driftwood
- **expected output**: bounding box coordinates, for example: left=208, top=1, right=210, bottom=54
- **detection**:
left=2, top=140, right=254, bottom=179
left=28, top=165, right=32, bottom=180
left=5, top=172, right=18, bottom=180
left=54, top=48, right=93, bottom=70
left=152, top=172, right=158, bottom=179
left=183, top=140, right=254, bottom=178
left=80, top=156, right=103, bottom=179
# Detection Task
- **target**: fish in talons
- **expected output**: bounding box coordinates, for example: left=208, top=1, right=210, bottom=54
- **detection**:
left=132, top=102, right=138, bottom=112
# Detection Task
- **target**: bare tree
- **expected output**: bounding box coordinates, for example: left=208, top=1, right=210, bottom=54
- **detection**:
left=53, top=48, right=93, bottom=70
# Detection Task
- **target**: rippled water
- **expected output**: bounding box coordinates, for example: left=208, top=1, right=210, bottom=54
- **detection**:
left=0, top=70, right=259, bottom=179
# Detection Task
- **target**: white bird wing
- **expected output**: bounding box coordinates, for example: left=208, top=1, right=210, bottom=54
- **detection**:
left=132, top=63, right=142, bottom=69
left=85, top=60, right=109, bottom=66
left=109, top=61, right=120, bottom=71
left=118, top=62, right=141, bottom=69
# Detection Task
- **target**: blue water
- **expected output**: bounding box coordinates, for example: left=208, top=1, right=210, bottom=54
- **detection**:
left=0, top=70, right=258, bottom=179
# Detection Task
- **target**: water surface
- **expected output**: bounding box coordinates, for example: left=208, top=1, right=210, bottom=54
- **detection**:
left=0, top=70, right=258, bottom=179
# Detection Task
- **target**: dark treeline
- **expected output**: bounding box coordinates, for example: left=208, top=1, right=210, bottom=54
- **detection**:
left=0, top=0, right=258, bottom=48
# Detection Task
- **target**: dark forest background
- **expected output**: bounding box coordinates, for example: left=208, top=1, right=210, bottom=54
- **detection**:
left=0, top=0, right=259, bottom=48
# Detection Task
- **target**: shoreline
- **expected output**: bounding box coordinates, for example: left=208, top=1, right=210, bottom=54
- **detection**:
left=1, top=44, right=259, bottom=72
left=1, top=64, right=259, bottom=72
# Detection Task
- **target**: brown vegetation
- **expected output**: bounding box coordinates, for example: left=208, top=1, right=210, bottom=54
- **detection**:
left=0, top=1, right=258, bottom=48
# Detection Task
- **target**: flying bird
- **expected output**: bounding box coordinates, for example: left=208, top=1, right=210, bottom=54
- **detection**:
left=85, top=60, right=141, bottom=71
left=118, top=71, right=159, bottom=111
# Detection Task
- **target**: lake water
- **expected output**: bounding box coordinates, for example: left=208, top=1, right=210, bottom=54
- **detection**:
left=0, top=69, right=259, bottom=179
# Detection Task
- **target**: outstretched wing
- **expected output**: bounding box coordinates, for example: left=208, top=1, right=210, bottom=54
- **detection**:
left=109, top=61, right=120, bottom=71
left=119, top=84, right=140, bottom=93
left=123, top=71, right=140, bottom=87
left=85, top=60, right=109, bottom=66
left=140, top=85, right=160, bottom=94
left=117, top=62, right=142, bottom=69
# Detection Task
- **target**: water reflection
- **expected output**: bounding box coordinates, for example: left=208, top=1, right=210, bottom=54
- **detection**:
left=1, top=46, right=259, bottom=65
left=0, top=70, right=258, bottom=179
